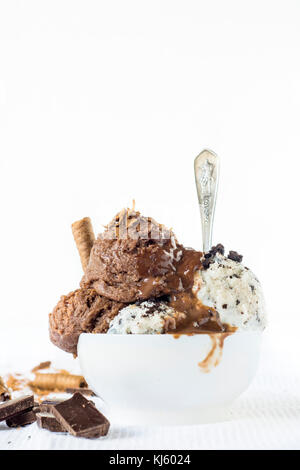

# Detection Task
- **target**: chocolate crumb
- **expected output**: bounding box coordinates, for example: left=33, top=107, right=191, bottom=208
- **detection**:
left=210, top=244, right=225, bottom=256
left=236, top=300, right=240, bottom=305
left=202, top=244, right=225, bottom=269
left=222, top=304, right=227, bottom=309
left=202, top=258, right=212, bottom=269
left=31, top=361, right=51, bottom=373
left=228, top=251, right=243, bottom=263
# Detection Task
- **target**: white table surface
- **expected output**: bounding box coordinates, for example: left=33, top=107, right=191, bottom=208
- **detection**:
left=0, top=326, right=299, bottom=450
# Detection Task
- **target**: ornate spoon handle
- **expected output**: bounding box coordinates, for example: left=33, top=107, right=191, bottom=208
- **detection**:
left=194, top=149, right=219, bottom=252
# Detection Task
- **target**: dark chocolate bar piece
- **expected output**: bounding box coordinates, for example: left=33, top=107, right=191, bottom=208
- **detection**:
left=65, top=387, right=96, bottom=397
left=51, top=392, right=110, bottom=438
left=6, top=410, right=36, bottom=427
left=36, top=412, right=66, bottom=433
left=39, top=399, right=64, bottom=413
left=0, top=395, right=34, bottom=422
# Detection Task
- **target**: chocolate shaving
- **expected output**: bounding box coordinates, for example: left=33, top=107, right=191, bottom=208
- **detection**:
left=31, top=361, right=51, bottom=373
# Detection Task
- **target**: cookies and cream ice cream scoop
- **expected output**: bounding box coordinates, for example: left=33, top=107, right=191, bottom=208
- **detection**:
left=194, top=247, right=266, bottom=331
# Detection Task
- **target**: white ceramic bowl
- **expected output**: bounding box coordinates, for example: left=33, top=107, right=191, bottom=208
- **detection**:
left=78, top=332, right=262, bottom=425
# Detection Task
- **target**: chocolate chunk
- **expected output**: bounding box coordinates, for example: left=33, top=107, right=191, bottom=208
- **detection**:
left=222, top=304, right=227, bottom=309
left=38, top=396, right=96, bottom=413
left=65, top=388, right=96, bottom=397
left=0, top=395, right=34, bottom=422
left=202, top=244, right=225, bottom=269
left=51, top=393, right=110, bottom=438
left=211, top=244, right=225, bottom=256
left=236, top=300, right=240, bottom=305
left=228, top=251, right=243, bottom=263
left=37, top=412, right=66, bottom=433
left=6, top=410, right=36, bottom=428
left=202, top=258, right=212, bottom=269
left=39, top=399, right=64, bottom=413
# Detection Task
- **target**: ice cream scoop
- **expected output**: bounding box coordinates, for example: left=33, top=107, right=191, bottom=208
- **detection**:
left=107, top=300, right=186, bottom=335
left=49, top=288, right=125, bottom=354
left=81, top=208, right=202, bottom=303
left=194, top=246, right=266, bottom=331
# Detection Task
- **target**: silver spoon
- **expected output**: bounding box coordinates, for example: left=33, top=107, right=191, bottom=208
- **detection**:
left=194, top=149, right=219, bottom=253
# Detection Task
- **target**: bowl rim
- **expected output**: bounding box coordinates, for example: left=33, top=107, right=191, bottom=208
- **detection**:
left=79, top=330, right=264, bottom=339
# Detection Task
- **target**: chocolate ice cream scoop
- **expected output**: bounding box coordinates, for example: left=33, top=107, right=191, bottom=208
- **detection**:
left=81, top=208, right=202, bottom=303
left=49, top=288, right=125, bottom=354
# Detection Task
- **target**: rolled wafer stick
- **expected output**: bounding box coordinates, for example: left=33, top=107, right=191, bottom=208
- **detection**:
left=71, top=217, right=95, bottom=271
left=29, top=373, right=88, bottom=392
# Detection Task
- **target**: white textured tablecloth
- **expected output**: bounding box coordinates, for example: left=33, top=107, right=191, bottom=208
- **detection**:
left=0, top=326, right=299, bottom=450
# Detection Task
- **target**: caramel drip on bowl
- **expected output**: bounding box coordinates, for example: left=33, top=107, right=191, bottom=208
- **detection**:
left=198, top=332, right=232, bottom=373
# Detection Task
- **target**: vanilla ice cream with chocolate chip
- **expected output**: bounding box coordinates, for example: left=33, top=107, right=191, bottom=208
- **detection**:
left=108, top=300, right=186, bottom=334
left=193, top=245, right=266, bottom=331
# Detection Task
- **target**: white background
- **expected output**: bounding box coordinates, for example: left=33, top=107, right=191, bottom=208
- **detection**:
left=0, top=0, right=300, bottom=451
left=0, top=3, right=300, bottom=349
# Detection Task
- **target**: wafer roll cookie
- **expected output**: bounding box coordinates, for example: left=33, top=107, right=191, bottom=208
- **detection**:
left=30, top=373, right=87, bottom=391
left=71, top=217, right=95, bottom=271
